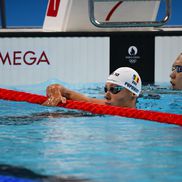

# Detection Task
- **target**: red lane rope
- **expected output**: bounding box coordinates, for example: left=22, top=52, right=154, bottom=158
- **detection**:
left=0, top=88, right=182, bottom=126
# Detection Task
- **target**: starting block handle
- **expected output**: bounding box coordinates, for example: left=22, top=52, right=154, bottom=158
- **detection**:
left=88, top=0, right=171, bottom=28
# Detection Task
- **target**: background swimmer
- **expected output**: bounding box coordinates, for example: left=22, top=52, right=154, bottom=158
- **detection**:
left=170, top=53, right=182, bottom=90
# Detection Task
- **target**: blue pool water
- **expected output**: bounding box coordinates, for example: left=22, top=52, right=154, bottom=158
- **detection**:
left=0, top=82, right=182, bottom=182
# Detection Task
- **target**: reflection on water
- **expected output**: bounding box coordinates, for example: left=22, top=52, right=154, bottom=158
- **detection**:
left=0, top=110, right=101, bottom=126
left=137, top=85, right=182, bottom=114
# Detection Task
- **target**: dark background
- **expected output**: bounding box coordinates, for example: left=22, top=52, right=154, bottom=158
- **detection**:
left=110, top=33, right=154, bottom=84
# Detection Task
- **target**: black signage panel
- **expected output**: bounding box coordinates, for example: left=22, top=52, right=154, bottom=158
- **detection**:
left=110, top=34, right=154, bottom=84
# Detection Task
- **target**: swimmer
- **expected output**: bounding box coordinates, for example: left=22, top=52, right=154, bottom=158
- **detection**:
left=170, top=53, right=182, bottom=90
left=43, top=67, right=142, bottom=108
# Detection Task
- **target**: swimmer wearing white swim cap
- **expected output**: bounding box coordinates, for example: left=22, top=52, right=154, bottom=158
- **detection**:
left=43, top=67, right=142, bottom=108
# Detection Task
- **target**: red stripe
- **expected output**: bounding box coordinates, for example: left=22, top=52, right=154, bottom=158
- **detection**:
left=47, top=0, right=61, bottom=17
left=137, top=77, right=139, bottom=83
left=105, top=1, right=123, bottom=21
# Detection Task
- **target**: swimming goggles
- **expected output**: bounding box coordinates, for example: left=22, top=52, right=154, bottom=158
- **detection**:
left=172, top=65, right=182, bottom=73
left=104, top=86, right=124, bottom=94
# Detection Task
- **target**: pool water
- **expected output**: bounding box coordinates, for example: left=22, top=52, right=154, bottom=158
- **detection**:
left=0, top=83, right=182, bottom=182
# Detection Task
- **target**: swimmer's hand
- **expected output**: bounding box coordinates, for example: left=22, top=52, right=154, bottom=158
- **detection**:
left=42, top=84, right=67, bottom=106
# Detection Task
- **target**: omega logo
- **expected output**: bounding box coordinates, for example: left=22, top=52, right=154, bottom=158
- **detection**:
left=0, top=51, right=50, bottom=65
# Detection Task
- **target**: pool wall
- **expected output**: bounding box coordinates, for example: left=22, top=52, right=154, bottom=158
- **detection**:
left=0, top=31, right=182, bottom=86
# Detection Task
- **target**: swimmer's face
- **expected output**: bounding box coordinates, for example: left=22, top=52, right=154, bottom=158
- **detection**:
left=104, top=83, right=135, bottom=107
left=170, top=54, right=182, bottom=90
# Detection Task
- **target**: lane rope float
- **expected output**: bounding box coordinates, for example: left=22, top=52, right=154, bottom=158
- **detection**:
left=0, top=88, right=182, bottom=126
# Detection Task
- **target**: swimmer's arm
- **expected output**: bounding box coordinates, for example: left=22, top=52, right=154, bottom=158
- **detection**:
left=42, top=84, right=105, bottom=106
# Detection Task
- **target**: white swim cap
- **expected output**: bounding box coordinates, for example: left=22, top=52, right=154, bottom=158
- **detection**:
left=107, top=67, right=142, bottom=96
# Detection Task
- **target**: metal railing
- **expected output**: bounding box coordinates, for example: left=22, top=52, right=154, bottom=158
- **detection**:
left=88, top=0, right=171, bottom=28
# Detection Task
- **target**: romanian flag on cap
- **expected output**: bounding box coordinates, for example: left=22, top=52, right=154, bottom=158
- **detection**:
left=133, top=74, right=139, bottom=83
